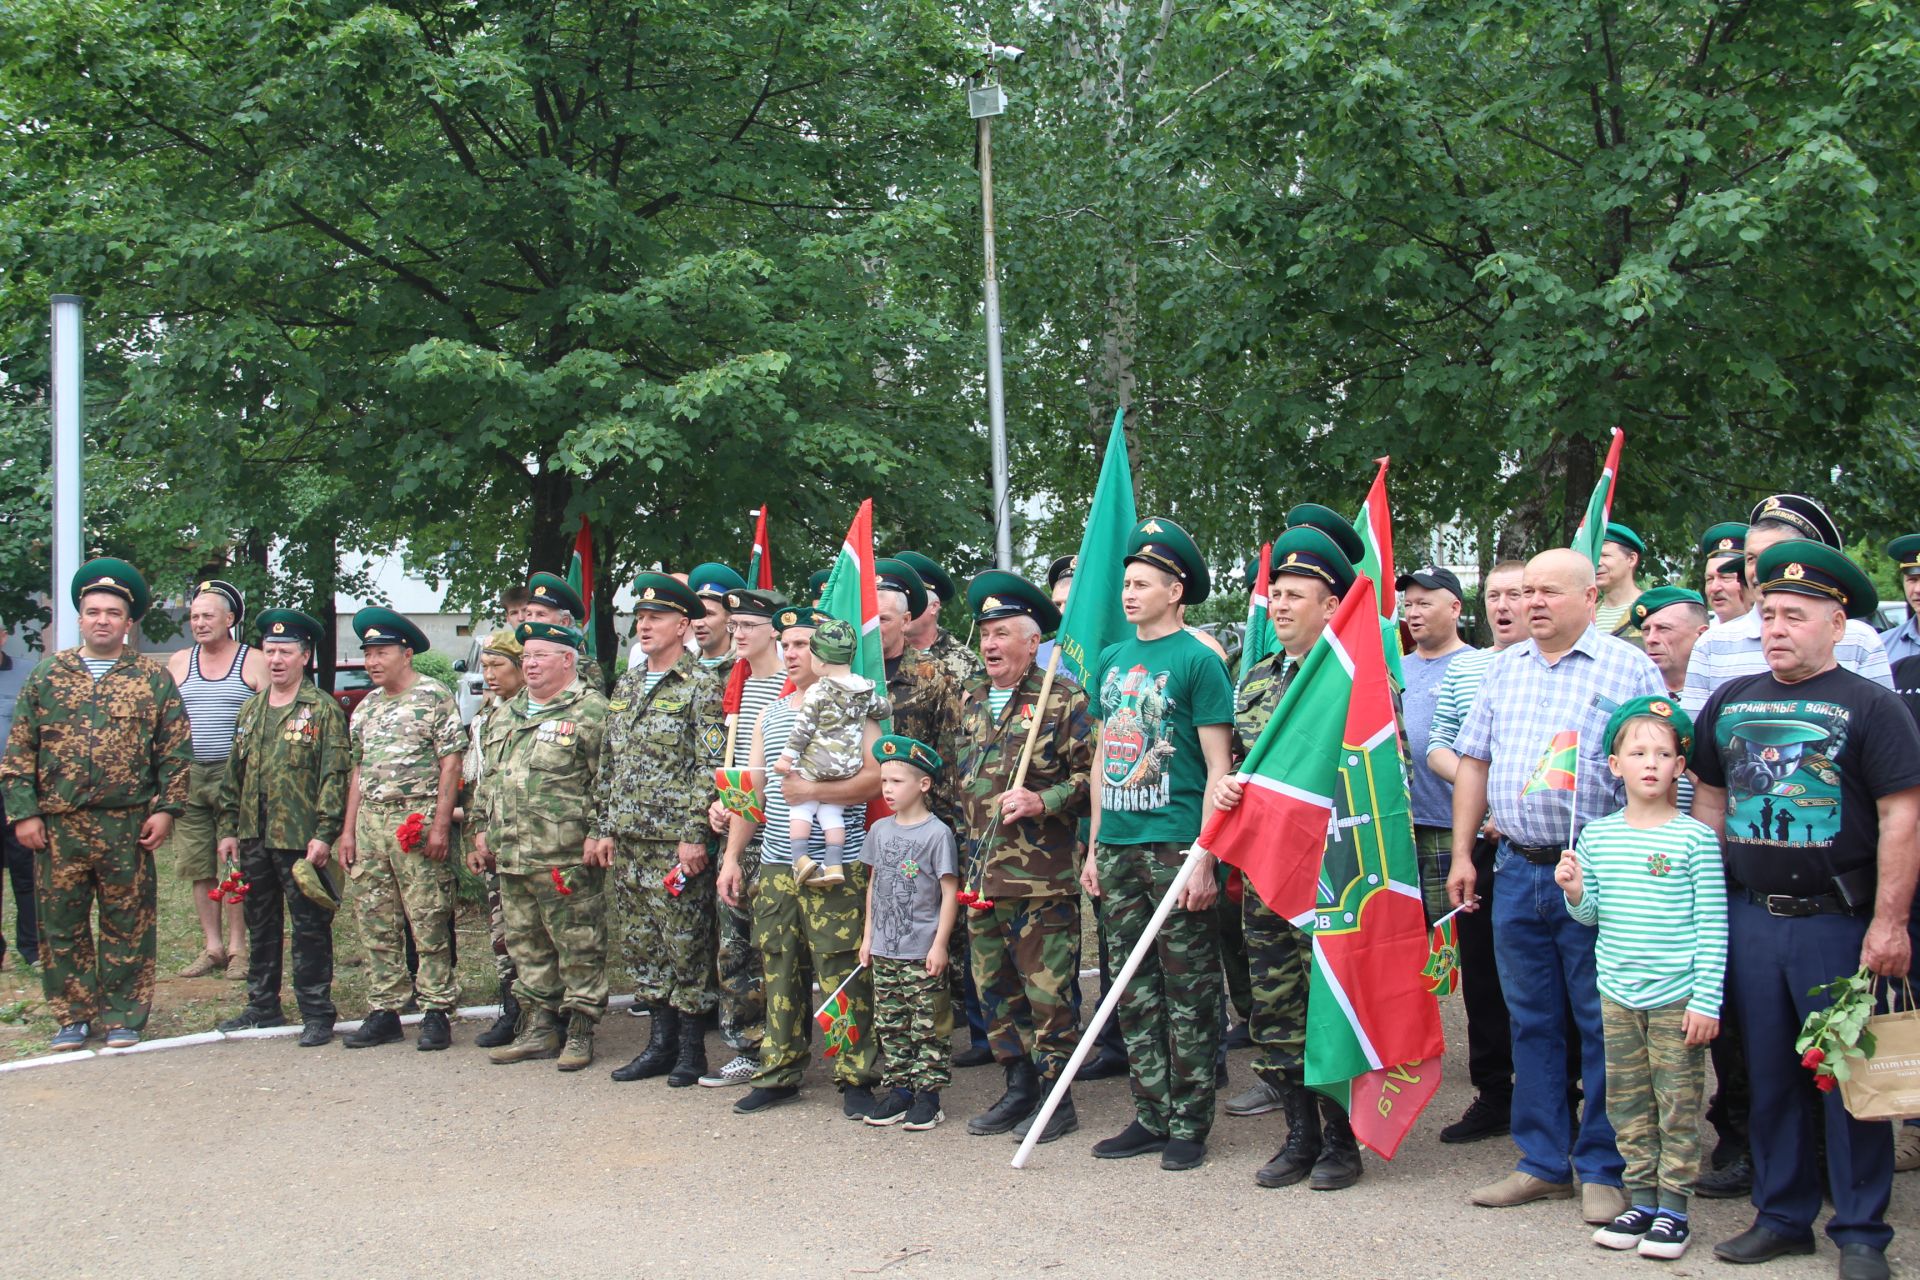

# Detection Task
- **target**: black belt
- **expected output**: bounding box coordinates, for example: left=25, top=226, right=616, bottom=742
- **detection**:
left=1740, top=887, right=1865, bottom=919
left=1508, top=842, right=1561, bottom=866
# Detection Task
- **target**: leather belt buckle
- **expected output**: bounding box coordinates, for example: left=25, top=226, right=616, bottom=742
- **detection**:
left=1765, top=894, right=1816, bottom=918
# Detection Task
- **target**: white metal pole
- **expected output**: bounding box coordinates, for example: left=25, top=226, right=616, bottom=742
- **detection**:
left=979, top=112, right=1013, bottom=571
left=50, top=295, right=84, bottom=651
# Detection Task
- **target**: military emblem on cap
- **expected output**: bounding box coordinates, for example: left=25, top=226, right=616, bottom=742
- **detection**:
left=1604, top=693, right=1696, bottom=755
left=1124, top=515, right=1212, bottom=604
left=780, top=609, right=799, bottom=627
left=1045, top=554, right=1080, bottom=590
left=966, top=571, right=1061, bottom=633
left=1784, top=562, right=1805, bottom=579
left=1748, top=493, right=1842, bottom=548
left=1887, top=533, right=1920, bottom=576
left=515, top=620, right=583, bottom=650
left=272, top=621, right=285, bottom=633
left=644, top=587, right=656, bottom=600
left=1650, top=700, right=1673, bottom=718
left=871, top=733, right=943, bottom=774
left=1634, top=603, right=1647, bottom=621
left=526, top=571, right=586, bottom=619
left=1753, top=538, right=1877, bottom=620
left=774, top=604, right=821, bottom=633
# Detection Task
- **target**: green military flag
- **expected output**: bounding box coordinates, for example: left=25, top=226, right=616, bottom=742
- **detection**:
left=1054, top=408, right=1137, bottom=688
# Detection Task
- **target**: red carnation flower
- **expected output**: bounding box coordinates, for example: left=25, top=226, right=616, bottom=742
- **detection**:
left=396, top=813, right=427, bottom=853
left=550, top=866, right=575, bottom=896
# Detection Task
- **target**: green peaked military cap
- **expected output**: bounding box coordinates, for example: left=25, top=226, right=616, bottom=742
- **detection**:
left=893, top=551, right=958, bottom=606
left=1284, top=504, right=1365, bottom=565
left=631, top=572, right=700, bottom=618
left=873, top=733, right=944, bottom=775
left=1749, top=493, right=1842, bottom=549
left=807, top=569, right=833, bottom=604
left=257, top=608, right=323, bottom=647
left=1126, top=516, right=1211, bottom=605
left=71, top=557, right=151, bottom=621
left=1604, top=694, right=1694, bottom=756
left=527, top=571, right=586, bottom=619
left=1603, top=522, right=1645, bottom=555
left=966, top=570, right=1061, bottom=634
left=1753, top=539, right=1877, bottom=620
left=774, top=603, right=822, bottom=632
left=1270, top=526, right=1357, bottom=597
left=874, top=558, right=930, bottom=618
left=1631, top=586, right=1706, bottom=626
left=515, top=620, right=583, bottom=650
left=1887, top=534, right=1920, bottom=578
left=687, top=562, right=746, bottom=600
left=1699, top=522, right=1747, bottom=560
left=353, top=606, right=429, bottom=652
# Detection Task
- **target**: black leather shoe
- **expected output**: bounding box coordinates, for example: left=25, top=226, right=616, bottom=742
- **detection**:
left=1076, top=1049, right=1129, bottom=1081
left=1695, top=1151, right=1754, bottom=1199
left=342, top=1009, right=403, bottom=1049
left=1309, top=1099, right=1363, bottom=1190
left=1011, top=1091, right=1078, bottom=1144
left=840, top=1084, right=878, bottom=1120
left=968, top=1060, right=1039, bottom=1136
left=218, top=1007, right=287, bottom=1033
left=734, top=1085, right=799, bottom=1114
left=611, top=1005, right=680, bottom=1082
left=1439, top=1093, right=1511, bottom=1144
left=1839, top=1244, right=1891, bottom=1280
left=1091, top=1120, right=1168, bottom=1160
left=415, top=1009, right=451, bottom=1052
left=952, top=1043, right=994, bottom=1068
left=1161, top=1138, right=1206, bottom=1171
left=298, top=1019, right=334, bottom=1048
left=1712, top=1224, right=1816, bottom=1265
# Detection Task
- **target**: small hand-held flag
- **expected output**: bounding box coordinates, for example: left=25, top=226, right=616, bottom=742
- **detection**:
left=1423, top=914, right=1461, bottom=996
left=1523, top=730, right=1581, bottom=796
left=813, top=964, right=868, bottom=1058
left=714, top=766, right=765, bottom=824
left=1570, top=428, right=1625, bottom=568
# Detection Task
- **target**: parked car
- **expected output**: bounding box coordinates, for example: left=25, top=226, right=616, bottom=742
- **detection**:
left=1875, top=601, right=1909, bottom=635
left=453, top=637, right=489, bottom=726
left=332, top=661, right=374, bottom=716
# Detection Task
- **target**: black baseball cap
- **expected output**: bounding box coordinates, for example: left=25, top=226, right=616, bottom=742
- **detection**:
left=1395, top=565, right=1464, bottom=602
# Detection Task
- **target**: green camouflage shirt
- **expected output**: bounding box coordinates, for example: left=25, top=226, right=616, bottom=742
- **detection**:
left=886, top=647, right=964, bottom=828
left=0, top=648, right=192, bottom=819
left=473, top=680, right=608, bottom=870
left=927, top=628, right=984, bottom=692
left=349, top=675, right=464, bottom=804
left=956, top=663, right=1094, bottom=898
left=1232, top=651, right=1298, bottom=765
left=594, top=651, right=723, bottom=845
left=216, top=681, right=351, bottom=847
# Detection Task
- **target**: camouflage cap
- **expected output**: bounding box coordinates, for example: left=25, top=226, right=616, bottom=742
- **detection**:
left=482, top=628, right=524, bottom=662
left=291, top=858, right=341, bottom=915
left=809, top=616, right=857, bottom=665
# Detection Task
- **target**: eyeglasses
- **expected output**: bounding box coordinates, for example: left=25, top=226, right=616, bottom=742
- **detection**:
left=727, top=620, right=769, bottom=634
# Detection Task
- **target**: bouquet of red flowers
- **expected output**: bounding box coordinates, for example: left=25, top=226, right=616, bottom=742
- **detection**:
left=550, top=866, right=581, bottom=895
left=209, top=867, right=250, bottom=904
left=1797, top=966, right=1877, bottom=1093
left=396, top=812, right=427, bottom=853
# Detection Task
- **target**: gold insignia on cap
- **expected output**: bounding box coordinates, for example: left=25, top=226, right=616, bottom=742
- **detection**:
left=1285, top=552, right=1301, bottom=566
left=367, top=628, right=385, bottom=638
left=91, top=576, right=114, bottom=589
left=983, top=596, right=1003, bottom=610
left=272, top=622, right=286, bottom=634
left=1635, top=605, right=1647, bottom=620
left=534, top=585, right=551, bottom=597
left=883, top=741, right=897, bottom=755
left=1141, top=519, right=1164, bottom=534
left=643, top=587, right=656, bottom=600
left=1651, top=699, right=1673, bottom=718
left=198, top=580, right=211, bottom=592
left=1716, top=538, right=1734, bottom=551
left=780, top=610, right=796, bottom=625
left=1763, top=497, right=1781, bottom=512
left=1069, top=555, right=1079, bottom=570
left=726, top=592, right=741, bottom=608
left=1784, top=562, right=1806, bottom=580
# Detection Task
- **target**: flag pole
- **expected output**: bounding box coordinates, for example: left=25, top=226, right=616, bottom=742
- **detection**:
left=1012, top=842, right=1210, bottom=1170
left=813, top=962, right=868, bottom=1021
left=1565, top=740, right=1580, bottom=854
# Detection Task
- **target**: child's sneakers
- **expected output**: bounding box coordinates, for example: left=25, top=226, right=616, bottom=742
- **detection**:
left=865, top=1087, right=914, bottom=1126
left=812, top=863, right=846, bottom=888
left=1592, top=1206, right=1657, bottom=1251
left=903, top=1090, right=944, bottom=1131
left=791, top=855, right=820, bottom=887
left=1638, top=1212, right=1690, bottom=1260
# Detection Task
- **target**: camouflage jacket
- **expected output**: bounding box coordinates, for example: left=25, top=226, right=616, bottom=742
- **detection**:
left=578, top=653, right=609, bottom=694
left=216, top=682, right=351, bottom=847
left=474, top=679, right=608, bottom=870
left=593, top=651, right=723, bottom=845
left=350, top=675, right=464, bottom=805
left=927, top=628, right=984, bottom=691
left=1232, top=651, right=1300, bottom=765
left=886, top=647, right=963, bottom=828
left=955, top=663, right=1094, bottom=898
left=1, top=648, right=192, bottom=820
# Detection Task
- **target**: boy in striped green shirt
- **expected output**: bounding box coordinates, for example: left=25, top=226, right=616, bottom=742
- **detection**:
left=1556, top=695, right=1727, bottom=1261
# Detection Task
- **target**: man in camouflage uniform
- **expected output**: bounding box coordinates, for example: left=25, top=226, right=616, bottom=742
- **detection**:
left=338, top=607, right=465, bottom=1051
left=894, top=551, right=985, bottom=691
left=213, top=609, right=350, bottom=1047
left=465, top=628, right=528, bottom=1049
left=525, top=571, right=607, bottom=693
left=954, top=572, right=1093, bottom=1145
left=0, top=559, right=190, bottom=1048
left=1213, top=524, right=1367, bottom=1191
left=472, top=622, right=610, bottom=1070
left=596, top=573, right=725, bottom=1087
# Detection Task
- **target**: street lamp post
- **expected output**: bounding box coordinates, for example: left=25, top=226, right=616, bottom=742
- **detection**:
left=50, top=295, right=84, bottom=650
left=970, top=81, right=1013, bottom=571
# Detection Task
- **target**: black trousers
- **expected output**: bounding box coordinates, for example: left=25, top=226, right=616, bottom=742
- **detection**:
left=1459, top=837, right=1512, bottom=1099
left=0, top=819, right=37, bottom=965
left=241, top=843, right=336, bottom=1023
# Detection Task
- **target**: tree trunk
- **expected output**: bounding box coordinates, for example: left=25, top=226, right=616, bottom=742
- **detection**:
left=527, top=465, right=574, bottom=578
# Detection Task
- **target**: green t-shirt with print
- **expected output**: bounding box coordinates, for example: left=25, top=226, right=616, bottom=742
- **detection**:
left=1090, top=629, right=1235, bottom=846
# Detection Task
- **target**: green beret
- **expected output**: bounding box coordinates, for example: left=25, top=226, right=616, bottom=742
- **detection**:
left=515, top=620, right=583, bottom=650
left=1284, top=504, right=1365, bottom=565
left=1699, top=522, right=1747, bottom=560
left=687, top=562, right=746, bottom=600
left=1753, top=539, right=1878, bottom=620
left=1749, top=493, right=1842, bottom=549
left=893, top=551, right=957, bottom=606
left=1603, top=522, right=1644, bottom=555
left=1125, top=516, right=1212, bottom=605
left=353, top=606, right=429, bottom=652
left=809, top=617, right=858, bottom=665
left=807, top=570, right=833, bottom=604
left=1605, top=694, right=1694, bottom=756
left=1631, top=586, right=1706, bottom=626
left=631, top=572, right=701, bottom=618
left=874, top=558, right=930, bottom=618
left=527, top=571, right=585, bottom=619
left=71, top=557, right=151, bottom=621
left=967, top=570, right=1061, bottom=633
left=1046, top=555, right=1078, bottom=589
left=1887, top=534, right=1920, bottom=578
left=1269, top=526, right=1356, bottom=598
left=724, top=587, right=778, bottom=618
left=256, top=608, right=323, bottom=648
left=774, top=604, right=822, bottom=633
left=873, top=733, right=943, bottom=775
left=191, top=578, right=245, bottom=620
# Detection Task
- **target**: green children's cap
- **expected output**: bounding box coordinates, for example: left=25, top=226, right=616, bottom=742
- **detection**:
left=873, top=734, right=943, bottom=775
left=515, top=620, right=584, bottom=651
left=1604, top=694, right=1694, bottom=756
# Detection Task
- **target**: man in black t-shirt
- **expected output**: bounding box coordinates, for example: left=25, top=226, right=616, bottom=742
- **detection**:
left=1691, top=541, right=1920, bottom=1278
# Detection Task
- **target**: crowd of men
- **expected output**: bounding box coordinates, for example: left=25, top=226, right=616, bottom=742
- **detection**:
left=2, top=489, right=1918, bottom=1279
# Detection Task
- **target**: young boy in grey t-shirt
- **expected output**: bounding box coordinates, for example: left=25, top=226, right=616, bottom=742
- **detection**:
left=859, top=734, right=959, bottom=1131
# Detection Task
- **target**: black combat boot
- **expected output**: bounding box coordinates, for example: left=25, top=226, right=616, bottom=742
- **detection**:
left=667, top=1011, right=709, bottom=1087
left=474, top=981, right=520, bottom=1050
left=1309, top=1097, right=1364, bottom=1190
left=342, top=1009, right=403, bottom=1049
left=415, top=1009, right=452, bottom=1052
left=611, top=1005, right=679, bottom=1081
left=1011, top=1087, right=1078, bottom=1144
left=1254, top=1085, right=1322, bottom=1187
left=966, top=1059, right=1039, bottom=1136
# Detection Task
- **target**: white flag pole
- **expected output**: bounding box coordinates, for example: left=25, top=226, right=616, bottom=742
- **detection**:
left=1012, top=843, right=1210, bottom=1170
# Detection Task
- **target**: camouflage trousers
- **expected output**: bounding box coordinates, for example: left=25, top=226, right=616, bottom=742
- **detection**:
left=500, top=865, right=608, bottom=1022
left=715, top=841, right=764, bottom=1052
left=968, top=895, right=1079, bottom=1080
left=1602, top=996, right=1706, bottom=1207
left=614, top=839, right=716, bottom=1015
left=349, top=801, right=457, bottom=1012
left=751, top=862, right=876, bottom=1089
left=484, top=869, right=517, bottom=986
left=36, top=808, right=155, bottom=1030
left=1245, top=886, right=1310, bottom=1088
left=1414, top=825, right=1454, bottom=923
left=872, top=954, right=951, bottom=1092
left=1096, top=841, right=1222, bottom=1143
left=238, top=842, right=335, bottom=1024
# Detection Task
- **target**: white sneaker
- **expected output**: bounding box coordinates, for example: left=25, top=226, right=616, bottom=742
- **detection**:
left=699, top=1055, right=759, bottom=1087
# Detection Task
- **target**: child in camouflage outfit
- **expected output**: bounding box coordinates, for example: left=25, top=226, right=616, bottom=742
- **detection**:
left=775, top=617, right=890, bottom=888
left=859, top=735, right=958, bottom=1130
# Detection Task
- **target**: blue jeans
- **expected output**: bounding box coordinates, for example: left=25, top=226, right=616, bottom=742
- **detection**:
left=1492, top=842, right=1621, bottom=1186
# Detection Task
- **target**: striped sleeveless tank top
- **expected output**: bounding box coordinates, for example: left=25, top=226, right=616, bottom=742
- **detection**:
left=181, top=642, right=254, bottom=762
